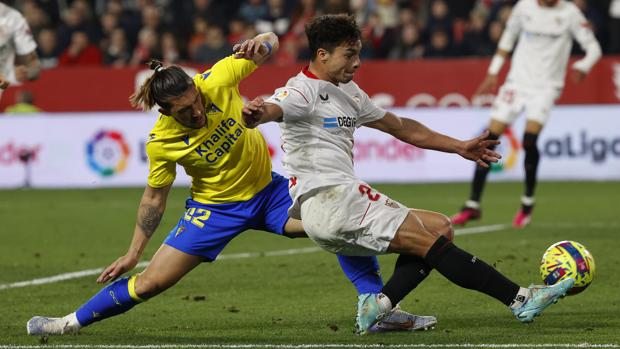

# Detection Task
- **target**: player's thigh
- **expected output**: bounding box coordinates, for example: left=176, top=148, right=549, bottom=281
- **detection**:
left=524, top=87, right=558, bottom=126
left=387, top=209, right=453, bottom=257
left=135, top=244, right=203, bottom=298
left=490, top=83, right=524, bottom=125
left=301, top=183, right=408, bottom=256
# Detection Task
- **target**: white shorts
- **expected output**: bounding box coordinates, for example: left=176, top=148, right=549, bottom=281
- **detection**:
left=491, top=82, right=561, bottom=125
left=300, top=183, right=410, bottom=256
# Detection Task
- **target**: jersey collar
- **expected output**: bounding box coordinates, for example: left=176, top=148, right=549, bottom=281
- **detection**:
left=302, top=65, right=320, bottom=79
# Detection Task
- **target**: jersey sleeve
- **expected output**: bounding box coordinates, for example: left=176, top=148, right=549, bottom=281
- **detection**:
left=145, top=141, right=176, bottom=188
left=569, top=8, right=602, bottom=73
left=208, top=55, right=257, bottom=87
left=357, top=88, right=386, bottom=126
left=265, top=85, right=313, bottom=121
left=13, top=14, right=37, bottom=55
left=497, top=1, right=523, bottom=52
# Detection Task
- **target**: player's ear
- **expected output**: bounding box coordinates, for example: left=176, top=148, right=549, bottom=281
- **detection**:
left=317, top=48, right=328, bottom=63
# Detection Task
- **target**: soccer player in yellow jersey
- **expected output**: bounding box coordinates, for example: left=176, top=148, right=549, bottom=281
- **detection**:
left=27, top=32, right=435, bottom=336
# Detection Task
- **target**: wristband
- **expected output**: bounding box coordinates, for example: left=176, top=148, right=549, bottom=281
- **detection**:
left=262, top=41, right=273, bottom=56
left=488, top=54, right=505, bottom=75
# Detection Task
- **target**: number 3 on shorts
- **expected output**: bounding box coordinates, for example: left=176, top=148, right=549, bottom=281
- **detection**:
left=183, top=207, right=211, bottom=228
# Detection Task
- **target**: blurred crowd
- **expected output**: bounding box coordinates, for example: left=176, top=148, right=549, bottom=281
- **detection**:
left=13, top=0, right=620, bottom=69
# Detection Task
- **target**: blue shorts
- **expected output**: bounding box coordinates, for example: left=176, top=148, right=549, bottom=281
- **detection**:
left=163, top=172, right=292, bottom=261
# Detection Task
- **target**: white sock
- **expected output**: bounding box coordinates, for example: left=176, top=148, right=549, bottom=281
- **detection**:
left=509, top=287, right=531, bottom=309
left=62, top=312, right=81, bottom=330
left=376, top=293, right=393, bottom=314
left=521, top=196, right=535, bottom=206
left=465, top=200, right=480, bottom=209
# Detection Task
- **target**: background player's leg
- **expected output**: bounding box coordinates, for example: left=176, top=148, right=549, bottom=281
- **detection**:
left=452, top=120, right=507, bottom=225
left=514, top=120, right=543, bottom=227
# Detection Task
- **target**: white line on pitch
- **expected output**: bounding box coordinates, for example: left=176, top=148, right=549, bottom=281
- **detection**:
left=2, top=220, right=613, bottom=292
left=0, top=246, right=321, bottom=291
left=0, top=343, right=618, bottom=348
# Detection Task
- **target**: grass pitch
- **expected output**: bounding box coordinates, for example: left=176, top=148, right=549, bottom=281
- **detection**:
left=1, top=181, right=619, bottom=347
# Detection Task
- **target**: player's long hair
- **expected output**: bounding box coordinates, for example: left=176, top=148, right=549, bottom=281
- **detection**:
left=305, top=14, right=361, bottom=60
left=129, top=60, right=194, bottom=111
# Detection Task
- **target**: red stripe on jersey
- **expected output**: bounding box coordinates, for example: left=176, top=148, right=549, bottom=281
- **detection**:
left=302, top=65, right=319, bottom=79
left=287, top=87, right=309, bottom=103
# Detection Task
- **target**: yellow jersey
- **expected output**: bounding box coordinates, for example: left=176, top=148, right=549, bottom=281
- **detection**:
left=145, top=56, right=273, bottom=204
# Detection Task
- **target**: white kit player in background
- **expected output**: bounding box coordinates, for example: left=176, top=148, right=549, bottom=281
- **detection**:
left=242, top=14, right=575, bottom=335
left=0, top=1, right=40, bottom=99
left=451, top=0, right=602, bottom=228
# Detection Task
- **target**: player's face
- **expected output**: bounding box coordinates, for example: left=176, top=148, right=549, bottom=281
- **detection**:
left=325, top=40, right=362, bottom=84
left=168, top=84, right=206, bottom=129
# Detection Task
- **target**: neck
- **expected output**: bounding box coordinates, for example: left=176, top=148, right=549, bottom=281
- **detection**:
left=308, top=61, right=338, bottom=85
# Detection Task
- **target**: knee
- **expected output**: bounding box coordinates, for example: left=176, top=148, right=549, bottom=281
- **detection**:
left=436, top=214, right=454, bottom=242
left=134, top=274, right=166, bottom=299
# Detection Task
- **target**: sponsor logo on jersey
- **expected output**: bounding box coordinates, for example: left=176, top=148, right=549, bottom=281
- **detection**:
left=319, top=93, right=329, bottom=101
left=323, top=116, right=356, bottom=128
left=273, top=90, right=289, bottom=102
left=192, top=118, right=244, bottom=163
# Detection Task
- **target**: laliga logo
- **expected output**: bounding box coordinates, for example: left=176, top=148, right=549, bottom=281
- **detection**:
left=490, top=128, right=520, bottom=173
left=86, top=130, right=130, bottom=177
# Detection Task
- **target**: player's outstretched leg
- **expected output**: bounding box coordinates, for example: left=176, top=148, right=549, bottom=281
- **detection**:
left=513, top=131, right=540, bottom=228
left=451, top=131, right=500, bottom=226
left=27, top=245, right=201, bottom=336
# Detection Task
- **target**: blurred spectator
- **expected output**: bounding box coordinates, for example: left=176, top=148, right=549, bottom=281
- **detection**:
left=611, top=0, right=620, bottom=53
left=56, top=4, right=99, bottom=53
left=363, top=12, right=398, bottom=59
left=425, top=0, right=453, bottom=39
left=389, top=23, right=424, bottom=59
left=37, top=28, right=60, bottom=69
left=188, top=17, right=209, bottom=59
left=573, top=0, right=606, bottom=47
left=423, top=27, right=456, bottom=58
left=487, top=20, right=504, bottom=50
left=376, top=0, right=399, bottom=28
left=130, top=27, right=160, bottom=66
left=58, top=31, right=103, bottom=66
left=239, top=0, right=269, bottom=24
left=228, top=18, right=248, bottom=45
left=160, top=31, right=182, bottom=65
left=321, top=0, right=350, bottom=14
left=21, top=0, right=50, bottom=37
left=5, top=90, right=41, bottom=114
left=193, top=26, right=232, bottom=63
left=460, top=9, right=494, bottom=56
left=255, top=0, right=291, bottom=35
left=141, top=5, right=164, bottom=36
left=103, top=28, right=131, bottom=66
left=351, top=0, right=374, bottom=25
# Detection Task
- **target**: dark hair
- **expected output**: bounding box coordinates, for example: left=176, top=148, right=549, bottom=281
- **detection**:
left=305, top=14, right=361, bottom=60
left=129, top=59, right=193, bottom=111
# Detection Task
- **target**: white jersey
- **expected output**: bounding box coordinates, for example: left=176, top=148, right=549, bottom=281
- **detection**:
left=499, top=0, right=601, bottom=89
left=266, top=67, right=386, bottom=216
left=0, top=3, right=37, bottom=85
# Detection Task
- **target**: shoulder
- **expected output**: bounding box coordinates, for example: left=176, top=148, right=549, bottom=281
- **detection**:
left=1, top=4, right=27, bottom=27
left=282, top=74, right=317, bottom=103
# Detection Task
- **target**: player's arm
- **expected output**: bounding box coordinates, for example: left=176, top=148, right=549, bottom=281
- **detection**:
left=569, top=11, right=602, bottom=83
left=233, top=32, right=279, bottom=66
left=364, top=112, right=501, bottom=168
left=475, top=2, right=522, bottom=96
left=96, top=184, right=172, bottom=283
left=242, top=97, right=284, bottom=128
left=15, top=51, right=41, bottom=83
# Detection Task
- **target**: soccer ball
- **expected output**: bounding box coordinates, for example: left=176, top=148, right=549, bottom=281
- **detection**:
left=540, top=240, right=595, bottom=295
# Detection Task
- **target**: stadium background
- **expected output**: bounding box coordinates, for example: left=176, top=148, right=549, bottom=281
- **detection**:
left=1, top=0, right=620, bottom=347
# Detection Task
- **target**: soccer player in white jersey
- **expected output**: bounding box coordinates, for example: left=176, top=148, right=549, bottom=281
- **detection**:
left=451, top=0, right=602, bottom=228
left=242, top=14, right=576, bottom=335
left=0, top=1, right=40, bottom=100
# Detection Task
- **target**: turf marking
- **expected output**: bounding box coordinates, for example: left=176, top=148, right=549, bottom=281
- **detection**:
left=0, top=343, right=618, bottom=348
left=1, top=221, right=616, bottom=292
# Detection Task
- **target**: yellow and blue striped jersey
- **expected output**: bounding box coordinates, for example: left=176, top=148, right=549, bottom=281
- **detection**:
left=145, top=56, right=272, bottom=204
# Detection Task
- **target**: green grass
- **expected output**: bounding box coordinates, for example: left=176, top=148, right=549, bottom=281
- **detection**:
left=1, top=181, right=619, bottom=346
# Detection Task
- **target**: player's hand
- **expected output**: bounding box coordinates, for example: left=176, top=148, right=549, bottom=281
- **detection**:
left=242, top=97, right=265, bottom=128
left=570, top=68, right=586, bottom=84
left=0, top=75, right=9, bottom=89
left=14, top=65, right=28, bottom=83
left=457, top=130, right=502, bottom=168
left=233, top=38, right=263, bottom=60
left=97, top=254, right=139, bottom=283
left=474, top=75, right=499, bottom=97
